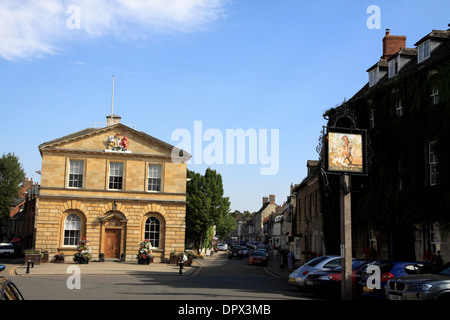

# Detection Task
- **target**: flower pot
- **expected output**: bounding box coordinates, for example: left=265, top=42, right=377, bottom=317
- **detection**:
left=42, top=253, right=49, bottom=263
left=53, top=255, right=65, bottom=263
left=25, top=254, right=41, bottom=265
left=76, top=256, right=90, bottom=264
left=169, top=255, right=178, bottom=264
left=138, top=255, right=153, bottom=265
left=138, top=257, right=150, bottom=265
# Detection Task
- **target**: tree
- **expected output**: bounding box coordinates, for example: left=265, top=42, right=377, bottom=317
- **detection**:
left=204, top=168, right=233, bottom=238
left=186, top=170, right=212, bottom=250
left=0, top=152, right=26, bottom=225
left=185, top=168, right=232, bottom=249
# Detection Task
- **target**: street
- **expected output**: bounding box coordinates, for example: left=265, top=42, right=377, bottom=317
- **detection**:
left=2, top=254, right=313, bottom=301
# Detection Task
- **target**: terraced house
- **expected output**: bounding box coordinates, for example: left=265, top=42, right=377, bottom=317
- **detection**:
left=321, top=27, right=450, bottom=264
left=35, top=115, right=190, bottom=262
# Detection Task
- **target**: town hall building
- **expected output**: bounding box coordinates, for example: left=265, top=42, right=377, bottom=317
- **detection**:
left=34, top=115, right=190, bottom=262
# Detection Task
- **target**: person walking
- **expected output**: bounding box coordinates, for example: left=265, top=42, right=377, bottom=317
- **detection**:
left=288, top=251, right=295, bottom=270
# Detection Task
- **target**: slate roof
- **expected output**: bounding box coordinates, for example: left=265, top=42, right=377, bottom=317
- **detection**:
left=350, top=28, right=450, bottom=102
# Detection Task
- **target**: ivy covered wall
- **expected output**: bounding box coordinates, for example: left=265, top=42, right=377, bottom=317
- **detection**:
left=321, top=41, right=450, bottom=260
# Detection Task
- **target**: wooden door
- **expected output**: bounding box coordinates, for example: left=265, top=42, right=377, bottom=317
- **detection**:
left=104, top=229, right=121, bottom=258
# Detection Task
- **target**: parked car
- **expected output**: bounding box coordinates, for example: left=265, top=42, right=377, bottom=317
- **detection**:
left=0, top=265, right=24, bottom=300
left=305, top=259, right=374, bottom=297
left=359, top=260, right=438, bottom=299
left=254, top=248, right=269, bottom=259
left=241, top=246, right=249, bottom=256
left=249, top=250, right=268, bottom=266
left=248, top=241, right=259, bottom=250
left=288, top=255, right=340, bottom=291
left=385, top=263, right=450, bottom=300
left=257, top=243, right=270, bottom=250
left=0, top=243, right=14, bottom=257
left=228, top=245, right=243, bottom=259
left=218, top=243, right=228, bottom=251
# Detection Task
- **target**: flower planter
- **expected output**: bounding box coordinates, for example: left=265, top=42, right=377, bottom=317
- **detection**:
left=138, top=256, right=153, bottom=265
left=74, top=238, right=91, bottom=264
left=42, top=253, right=49, bottom=263
left=169, top=255, right=178, bottom=264
left=53, top=255, right=65, bottom=263
left=25, top=254, right=41, bottom=265
left=76, top=256, right=90, bottom=264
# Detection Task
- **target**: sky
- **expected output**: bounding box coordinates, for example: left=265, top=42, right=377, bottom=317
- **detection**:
left=1, top=0, right=449, bottom=213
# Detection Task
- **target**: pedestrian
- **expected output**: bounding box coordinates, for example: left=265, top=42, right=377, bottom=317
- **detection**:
left=288, top=251, right=294, bottom=271
left=273, top=247, right=278, bottom=261
left=179, top=252, right=187, bottom=275
left=280, top=251, right=287, bottom=270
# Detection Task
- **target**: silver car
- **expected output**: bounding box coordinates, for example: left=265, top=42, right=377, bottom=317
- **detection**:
left=288, top=255, right=340, bottom=291
left=0, top=243, right=14, bottom=257
left=385, top=263, right=450, bottom=300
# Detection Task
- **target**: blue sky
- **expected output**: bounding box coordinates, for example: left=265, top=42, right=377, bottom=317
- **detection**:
left=1, top=0, right=449, bottom=213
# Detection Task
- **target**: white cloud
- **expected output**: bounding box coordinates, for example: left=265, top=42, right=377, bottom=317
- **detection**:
left=0, top=0, right=226, bottom=60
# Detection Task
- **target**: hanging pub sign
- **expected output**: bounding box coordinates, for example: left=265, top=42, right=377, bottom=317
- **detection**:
left=324, top=127, right=367, bottom=175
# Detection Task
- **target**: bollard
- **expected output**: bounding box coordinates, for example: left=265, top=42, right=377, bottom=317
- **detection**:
left=26, top=259, right=31, bottom=274
left=179, top=261, right=183, bottom=275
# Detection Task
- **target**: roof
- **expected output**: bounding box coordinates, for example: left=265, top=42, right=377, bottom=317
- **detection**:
left=414, top=29, right=450, bottom=46
left=366, top=59, right=388, bottom=72
left=38, top=122, right=191, bottom=159
left=387, top=47, right=417, bottom=60
left=352, top=28, right=450, bottom=101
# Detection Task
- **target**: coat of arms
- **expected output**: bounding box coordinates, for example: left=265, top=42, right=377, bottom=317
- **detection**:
left=107, top=133, right=129, bottom=151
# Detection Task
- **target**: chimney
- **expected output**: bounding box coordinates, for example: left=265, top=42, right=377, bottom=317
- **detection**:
left=382, top=28, right=406, bottom=60
left=269, top=194, right=275, bottom=205
left=263, top=197, right=269, bottom=206
left=20, top=178, right=33, bottom=198
left=107, top=114, right=121, bottom=126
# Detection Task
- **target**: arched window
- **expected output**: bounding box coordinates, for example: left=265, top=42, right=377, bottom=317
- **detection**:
left=64, top=214, right=81, bottom=246
left=144, top=217, right=160, bottom=248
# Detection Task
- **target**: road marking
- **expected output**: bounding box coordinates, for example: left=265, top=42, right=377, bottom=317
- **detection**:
left=10, top=266, right=19, bottom=276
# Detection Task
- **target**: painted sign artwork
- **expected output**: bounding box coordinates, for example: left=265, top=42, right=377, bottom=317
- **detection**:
left=327, top=132, right=364, bottom=173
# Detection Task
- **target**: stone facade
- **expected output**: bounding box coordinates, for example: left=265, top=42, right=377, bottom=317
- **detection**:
left=35, top=116, right=189, bottom=262
left=293, top=161, right=323, bottom=265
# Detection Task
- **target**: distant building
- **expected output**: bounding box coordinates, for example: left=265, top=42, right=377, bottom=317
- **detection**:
left=292, top=160, right=323, bottom=264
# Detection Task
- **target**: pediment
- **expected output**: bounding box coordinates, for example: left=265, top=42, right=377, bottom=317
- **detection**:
left=100, top=212, right=128, bottom=225
left=39, top=123, right=184, bottom=158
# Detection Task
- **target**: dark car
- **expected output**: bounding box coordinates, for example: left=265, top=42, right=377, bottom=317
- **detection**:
left=359, top=260, right=437, bottom=299
left=249, top=250, right=268, bottom=266
left=228, top=245, right=243, bottom=259
left=305, top=259, right=374, bottom=297
left=385, top=263, right=450, bottom=300
left=0, top=265, right=24, bottom=300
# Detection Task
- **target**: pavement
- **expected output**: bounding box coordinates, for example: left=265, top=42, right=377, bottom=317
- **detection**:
left=12, top=250, right=294, bottom=279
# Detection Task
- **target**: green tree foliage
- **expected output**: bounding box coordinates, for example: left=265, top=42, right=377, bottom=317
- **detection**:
left=186, top=168, right=233, bottom=249
left=0, top=152, right=26, bottom=224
